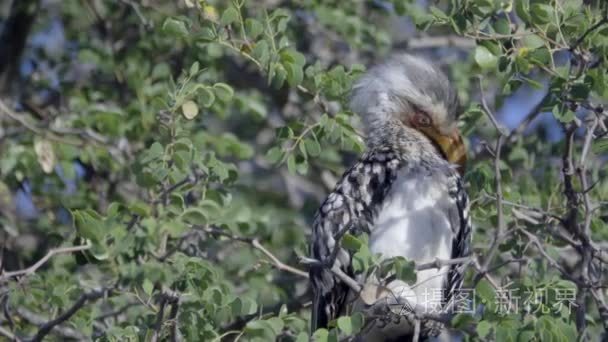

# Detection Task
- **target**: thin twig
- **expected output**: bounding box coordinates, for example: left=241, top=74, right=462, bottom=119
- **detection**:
left=518, top=229, right=581, bottom=285
left=478, top=77, right=507, bottom=136
left=570, top=16, right=608, bottom=51
left=250, top=239, right=309, bottom=278
left=202, top=226, right=308, bottom=278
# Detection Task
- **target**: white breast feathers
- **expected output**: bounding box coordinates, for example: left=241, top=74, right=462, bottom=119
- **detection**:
left=362, top=167, right=456, bottom=338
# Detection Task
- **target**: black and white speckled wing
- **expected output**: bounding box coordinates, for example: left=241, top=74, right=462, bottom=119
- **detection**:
left=309, top=148, right=402, bottom=331
left=445, top=175, right=473, bottom=307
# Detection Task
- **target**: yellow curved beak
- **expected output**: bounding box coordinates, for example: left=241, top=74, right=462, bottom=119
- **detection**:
left=419, top=127, right=467, bottom=174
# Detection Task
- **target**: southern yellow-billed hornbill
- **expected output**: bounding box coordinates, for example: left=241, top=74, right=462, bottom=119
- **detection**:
left=310, top=55, right=472, bottom=340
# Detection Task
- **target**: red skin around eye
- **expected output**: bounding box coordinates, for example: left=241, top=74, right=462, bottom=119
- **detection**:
left=411, top=112, right=432, bottom=127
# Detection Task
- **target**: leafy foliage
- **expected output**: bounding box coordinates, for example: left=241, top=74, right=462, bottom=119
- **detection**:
left=0, top=0, right=607, bottom=341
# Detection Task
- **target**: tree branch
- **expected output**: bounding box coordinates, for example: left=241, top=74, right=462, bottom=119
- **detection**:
left=0, top=325, right=19, bottom=342
left=570, top=16, right=608, bottom=51
left=0, top=244, right=91, bottom=282
left=201, top=226, right=308, bottom=278
left=28, top=288, right=107, bottom=342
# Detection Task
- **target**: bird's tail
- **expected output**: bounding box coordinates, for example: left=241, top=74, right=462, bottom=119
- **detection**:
left=310, top=287, right=329, bottom=333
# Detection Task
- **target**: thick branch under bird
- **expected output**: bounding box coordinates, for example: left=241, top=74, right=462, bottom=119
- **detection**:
left=309, top=55, right=472, bottom=340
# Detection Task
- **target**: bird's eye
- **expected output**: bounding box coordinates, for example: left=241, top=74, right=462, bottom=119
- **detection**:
left=414, top=112, right=432, bottom=127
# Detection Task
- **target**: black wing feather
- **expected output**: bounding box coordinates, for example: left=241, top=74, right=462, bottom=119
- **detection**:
left=309, top=149, right=402, bottom=331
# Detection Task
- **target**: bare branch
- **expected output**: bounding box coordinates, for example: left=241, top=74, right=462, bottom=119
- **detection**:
left=518, top=228, right=580, bottom=285
left=414, top=257, right=472, bottom=271
left=478, top=77, right=507, bottom=136
left=300, top=256, right=473, bottom=272
left=0, top=325, right=20, bottom=342
left=201, top=226, right=308, bottom=278
left=0, top=244, right=91, bottom=282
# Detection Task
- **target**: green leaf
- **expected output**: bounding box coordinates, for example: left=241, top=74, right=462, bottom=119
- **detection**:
left=128, top=201, right=150, bottom=216
left=393, top=257, right=416, bottom=283
left=230, top=298, right=242, bottom=316
left=515, top=0, right=531, bottom=23
left=162, top=18, right=189, bottom=38
left=312, top=328, right=328, bottom=342
left=296, top=158, right=308, bottom=175
left=266, top=147, right=283, bottom=164
left=181, top=208, right=207, bottom=224
left=266, top=317, right=284, bottom=335
left=198, top=87, right=215, bottom=107
left=90, top=241, right=110, bottom=261
left=342, top=233, right=363, bottom=252
left=570, top=82, right=590, bottom=100
left=592, top=138, right=608, bottom=154
left=552, top=105, right=575, bottom=123
left=477, top=320, right=493, bottom=338
left=142, top=279, right=154, bottom=296
left=221, top=7, right=239, bottom=26
left=429, top=6, right=448, bottom=20
left=495, top=319, right=520, bottom=342
left=337, top=316, right=354, bottom=335
left=304, top=138, right=321, bottom=156
left=198, top=27, right=215, bottom=41
left=351, top=313, right=364, bottom=334
left=451, top=313, right=475, bottom=329
left=475, top=46, right=498, bottom=71
left=72, top=209, right=105, bottom=242
left=253, top=40, right=270, bottom=66
left=295, top=332, right=308, bottom=342
left=476, top=279, right=496, bottom=304
left=493, top=18, right=510, bottom=35
left=213, top=83, right=234, bottom=102
left=287, top=154, right=296, bottom=174
left=530, top=4, right=552, bottom=24
left=352, top=245, right=372, bottom=272
left=528, top=48, right=551, bottom=66
left=245, top=18, right=264, bottom=39
left=189, top=61, right=200, bottom=76
left=271, top=63, right=287, bottom=88
left=245, top=320, right=276, bottom=339
left=523, top=34, right=546, bottom=49
left=285, top=63, right=304, bottom=86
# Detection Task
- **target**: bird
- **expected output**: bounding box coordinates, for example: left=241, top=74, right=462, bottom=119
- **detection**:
left=309, top=54, right=472, bottom=340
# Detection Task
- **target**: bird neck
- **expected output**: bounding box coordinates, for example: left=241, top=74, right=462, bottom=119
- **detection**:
left=365, top=118, right=443, bottom=165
